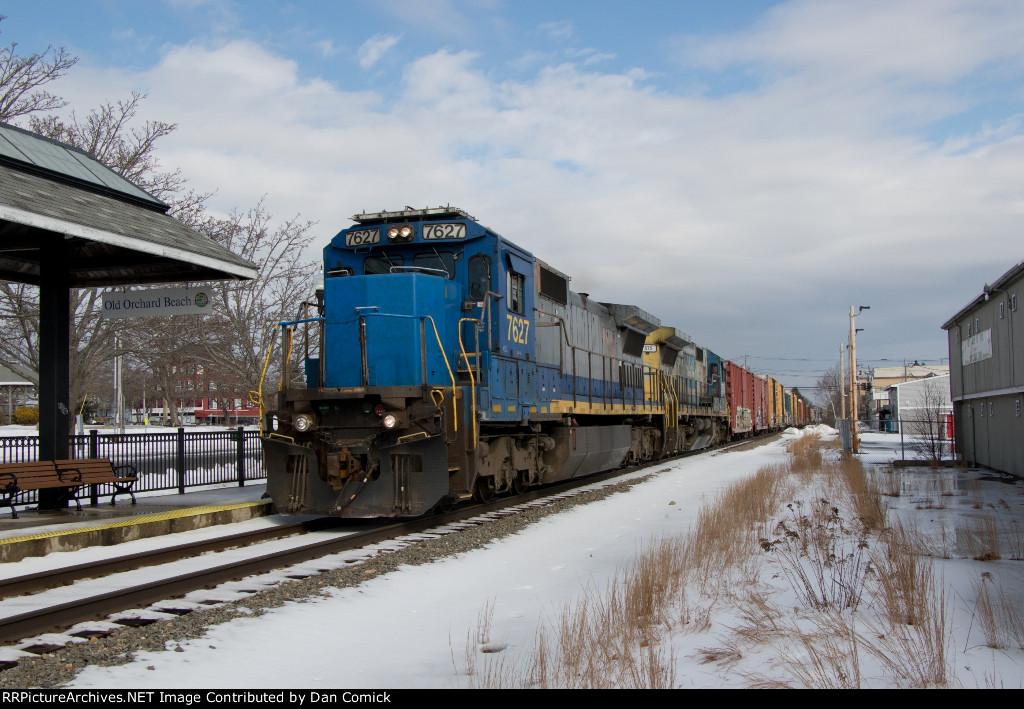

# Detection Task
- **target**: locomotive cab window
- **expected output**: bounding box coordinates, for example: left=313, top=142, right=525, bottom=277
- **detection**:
left=412, top=251, right=456, bottom=279
left=508, top=271, right=525, bottom=315
left=363, top=255, right=403, bottom=275
left=468, top=255, right=491, bottom=301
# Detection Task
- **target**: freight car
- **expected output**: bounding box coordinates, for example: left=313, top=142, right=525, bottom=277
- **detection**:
left=262, top=206, right=807, bottom=518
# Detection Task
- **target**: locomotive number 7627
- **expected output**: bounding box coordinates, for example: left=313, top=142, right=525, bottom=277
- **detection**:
left=506, top=314, right=530, bottom=345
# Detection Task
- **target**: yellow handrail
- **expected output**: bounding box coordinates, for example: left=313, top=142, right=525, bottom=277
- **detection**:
left=423, top=315, right=457, bottom=434
left=458, top=317, right=479, bottom=448
left=250, top=325, right=279, bottom=437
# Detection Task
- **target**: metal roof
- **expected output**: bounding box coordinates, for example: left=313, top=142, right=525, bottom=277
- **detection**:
left=0, top=121, right=256, bottom=286
left=0, top=364, right=32, bottom=386
left=942, top=259, right=1024, bottom=330
left=0, top=122, right=167, bottom=210
left=0, top=165, right=258, bottom=287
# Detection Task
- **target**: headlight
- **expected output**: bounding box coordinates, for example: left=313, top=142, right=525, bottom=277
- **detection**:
left=382, top=414, right=398, bottom=429
left=293, top=413, right=314, bottom=432
left=387, top=224, right=414, bottom=242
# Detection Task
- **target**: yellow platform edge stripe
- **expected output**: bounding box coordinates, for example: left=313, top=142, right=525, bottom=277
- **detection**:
left=0, top=500, right=271, bottom=546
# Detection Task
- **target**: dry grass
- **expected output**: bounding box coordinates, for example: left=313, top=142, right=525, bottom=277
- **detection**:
left=463, top=460, right=792, bottom=688
left=872, top=521, right=935, bottom=627
left=839, top=457, right=886, bottom=531
left=764, top=498, right=872, bottom=612
left=971, top=573, right=1024, bottom=651
left=876, top=469, right=903, bottom=498
left=461, top=432, right=1007, bottom=688
left=963, top=513, right=1002, bottom=561
left=772, top=614, right=863, bottom=689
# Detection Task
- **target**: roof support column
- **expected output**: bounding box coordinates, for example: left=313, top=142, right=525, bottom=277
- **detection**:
left=38, top=233, right=71, bottom=509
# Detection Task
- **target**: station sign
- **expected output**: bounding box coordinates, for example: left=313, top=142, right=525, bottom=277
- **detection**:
left=101, top=287, right=212, bottom=319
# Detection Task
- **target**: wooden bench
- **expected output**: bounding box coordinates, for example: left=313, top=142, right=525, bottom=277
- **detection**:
left=0, top=459, right=138, bottom=518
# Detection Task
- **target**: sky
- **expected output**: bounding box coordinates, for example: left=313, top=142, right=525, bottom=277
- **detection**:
left=2, top=428, right=1021, bottom=688
left=3, top=0, right=1024, bottom=397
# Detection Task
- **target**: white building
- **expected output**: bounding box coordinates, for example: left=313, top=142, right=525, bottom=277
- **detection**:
left=887, top=374, right=953, bottom=434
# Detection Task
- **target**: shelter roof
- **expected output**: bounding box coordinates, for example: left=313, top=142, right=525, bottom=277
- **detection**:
left=0, top=121, right=257, bottom=286
left=0, top=364, right=32, bottom=386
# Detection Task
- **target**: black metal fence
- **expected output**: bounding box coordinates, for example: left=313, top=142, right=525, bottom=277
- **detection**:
left=0, top=427, right=266, bottom=507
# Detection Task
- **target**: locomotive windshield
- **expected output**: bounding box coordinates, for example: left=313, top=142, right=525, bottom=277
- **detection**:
left=361, top=250, right=456, bottom=279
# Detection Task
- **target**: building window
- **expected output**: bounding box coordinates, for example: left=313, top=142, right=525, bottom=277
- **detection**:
left=1001, top=302, right=1006, bottom=319
left=1012, top=293, right=1018, bottom=311
left=1016, top=399, right=1021, bottom=417
left=968, top=323, right=973, bottom=336
left=990, top=402, right=994, bottom=417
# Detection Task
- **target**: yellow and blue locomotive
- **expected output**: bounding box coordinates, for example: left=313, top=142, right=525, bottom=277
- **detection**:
left=263, top=206, right=732, bottom=517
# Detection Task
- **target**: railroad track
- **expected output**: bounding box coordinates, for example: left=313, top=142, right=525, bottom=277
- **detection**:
left=0, top=434, right=778, bottom=651
left=0, top=463, right=647, bottom=647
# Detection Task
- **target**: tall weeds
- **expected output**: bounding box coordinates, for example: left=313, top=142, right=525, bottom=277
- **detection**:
left=461, top=432, right=970, bottom=688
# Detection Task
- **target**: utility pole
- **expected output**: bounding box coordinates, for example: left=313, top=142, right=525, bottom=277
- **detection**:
left=849, top=306, right=856, bottom=442
left=849, top=306, right=870, bottom=454
left=840, top=343, right=846, bottom=421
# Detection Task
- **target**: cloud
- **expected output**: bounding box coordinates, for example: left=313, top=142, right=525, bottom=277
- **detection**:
left=45, top=1, right=1024, bottom=387
left=538, top=20, right=573, bottom=41
left=357, top=34, right=401, bottom=69
left=316, top=39, right=342, bottom=59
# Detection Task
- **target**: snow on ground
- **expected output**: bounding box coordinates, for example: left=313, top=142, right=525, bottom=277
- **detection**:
left=61, top=428, right=1024, bottom=688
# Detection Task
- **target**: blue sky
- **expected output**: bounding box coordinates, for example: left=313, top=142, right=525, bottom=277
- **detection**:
left=4, top=0, right=1024, bottom=395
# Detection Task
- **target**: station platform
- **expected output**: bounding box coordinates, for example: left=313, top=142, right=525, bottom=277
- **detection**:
left=0, top=484, right=272, bottom=563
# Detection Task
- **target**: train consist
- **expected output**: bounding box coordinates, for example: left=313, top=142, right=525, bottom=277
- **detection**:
left=262, top=207, right=812, bottom=518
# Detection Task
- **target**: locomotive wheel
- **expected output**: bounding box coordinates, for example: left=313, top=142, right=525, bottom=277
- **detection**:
left=512, top=471, right=529, bottom=496
left=472, top=476, right=495, bottom=503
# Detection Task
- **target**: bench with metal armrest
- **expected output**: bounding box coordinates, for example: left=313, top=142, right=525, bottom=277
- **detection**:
left=0, top=459, right=139, bottom=518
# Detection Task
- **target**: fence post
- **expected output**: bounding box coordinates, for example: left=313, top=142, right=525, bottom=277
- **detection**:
left=236, top=426, right=245, bottom=487
left=899, top=416, right=904, bottom=461
left=177, top=427, right=186, bottom=495
left=89, top=429, right=100, bottom=506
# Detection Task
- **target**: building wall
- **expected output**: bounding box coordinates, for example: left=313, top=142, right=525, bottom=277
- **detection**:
left=944, top=262, right=1024, bottom=477
left=888, top=375, right=952, bottom=431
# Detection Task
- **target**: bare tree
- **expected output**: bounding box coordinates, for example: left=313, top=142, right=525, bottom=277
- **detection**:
left=28, top=92, right=185, bottom=200
left=905, top=378, right=953, bottom=463
left=815, top=364, right=844, bottom=427
left=0, top=23, right=315, bottom=427
left=199, top=201, right=318, bottom=408
left=0, top=16, right=77, bottom=122
left=0, top=84, right=206, bottom=417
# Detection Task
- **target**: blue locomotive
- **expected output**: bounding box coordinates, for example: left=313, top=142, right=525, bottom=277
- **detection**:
left=263, top=206, right=732, bottom=517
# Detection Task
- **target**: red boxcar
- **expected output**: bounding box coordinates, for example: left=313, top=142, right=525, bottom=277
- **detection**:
left=725, top=360, right=754, bottom=437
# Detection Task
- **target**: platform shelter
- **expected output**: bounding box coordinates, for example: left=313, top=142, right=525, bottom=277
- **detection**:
left=0, top=121, right=257, bottom=506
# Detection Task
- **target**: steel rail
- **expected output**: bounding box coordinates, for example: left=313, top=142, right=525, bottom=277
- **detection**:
left=0, top=433, right=778, bottom=646
left=0, top=516, right=345, bottom=598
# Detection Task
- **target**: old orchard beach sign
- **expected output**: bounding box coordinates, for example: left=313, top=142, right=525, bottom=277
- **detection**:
left=102, top=287, right=212, bottom=319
